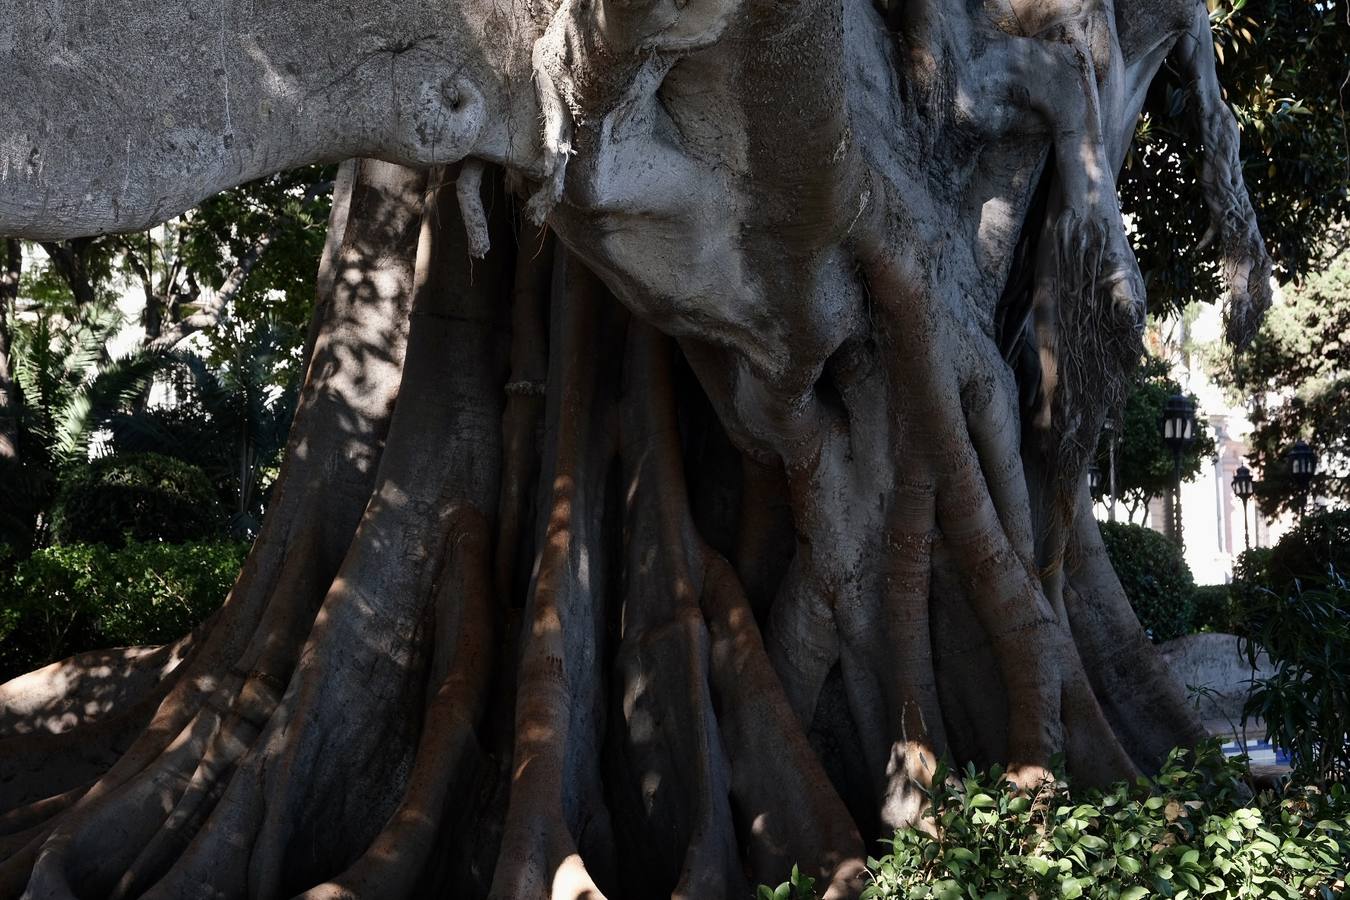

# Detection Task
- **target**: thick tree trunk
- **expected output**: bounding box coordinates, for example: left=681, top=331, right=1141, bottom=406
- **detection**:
left=0, top=0, right=1277, bottom=896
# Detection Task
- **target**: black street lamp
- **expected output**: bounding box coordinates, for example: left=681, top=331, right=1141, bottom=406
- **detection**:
left=1289, top=440, right=1316, bottom=518
left=1161, top=394, right=1197, bottom=548
left=1232, top=464, right=1254, bottom=550
left=1088, top=462, right=1102, bottom=499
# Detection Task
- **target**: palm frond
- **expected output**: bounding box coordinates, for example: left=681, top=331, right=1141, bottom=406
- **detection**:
left=52, top=348, right=174, bottom=466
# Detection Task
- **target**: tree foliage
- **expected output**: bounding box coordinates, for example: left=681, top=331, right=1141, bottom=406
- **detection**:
left=110, top=320, right=301, bottom=537
left=0, top=305, right=172, bottom=548
left=1095, top=356, right=1217, bottom=520
left=1258, top=509, right=1350, bottom=596
left=1210, top=257, right=1350, bottom=516
left=1121, top=0, right=1350, bottom=316
left=1241, top=572, right=1350, bottom=786
left=172, top=165, right=334, bottom=334
left=0, top=539, right=245, bottom=680
left=15, top=166, right=331, bottom=346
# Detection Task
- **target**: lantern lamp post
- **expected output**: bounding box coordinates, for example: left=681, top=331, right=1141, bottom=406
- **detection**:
left=1231, top=464, right=1254, bottom=550
left=1088, top=463, right=1102, bottom=508
left=1289, top=440, right=1316, bottom=518
left=1161, top=394, right=1197, bottom=548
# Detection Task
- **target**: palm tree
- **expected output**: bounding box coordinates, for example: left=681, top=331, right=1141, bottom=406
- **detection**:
left=0, top=304, right=171, bottom=549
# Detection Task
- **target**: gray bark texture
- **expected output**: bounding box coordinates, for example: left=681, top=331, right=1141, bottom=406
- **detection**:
left=0, top=0, right=1275, bottom=897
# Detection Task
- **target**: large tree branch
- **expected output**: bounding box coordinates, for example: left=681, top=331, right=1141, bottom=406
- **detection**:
left=0, top=0, right=545, bottom=240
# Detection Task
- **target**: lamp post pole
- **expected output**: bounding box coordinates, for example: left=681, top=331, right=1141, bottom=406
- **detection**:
left=1104, top=420, right=1117, bottom=522
left=1161, top=394, right=1197, bottom=550
left=1232, top=464, right=1254, bottom=551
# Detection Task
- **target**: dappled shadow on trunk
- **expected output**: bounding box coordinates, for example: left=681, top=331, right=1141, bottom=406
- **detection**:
left=0, top=0, right=1274, bottom=894
left=0, top=172, right=1210, bottom=898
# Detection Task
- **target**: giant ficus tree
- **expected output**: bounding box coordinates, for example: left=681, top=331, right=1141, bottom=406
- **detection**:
left=0, top=0, right=1286, bottom=896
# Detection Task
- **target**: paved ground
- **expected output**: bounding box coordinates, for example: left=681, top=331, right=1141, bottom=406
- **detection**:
left=1205, top=718, right=1293, bottom=783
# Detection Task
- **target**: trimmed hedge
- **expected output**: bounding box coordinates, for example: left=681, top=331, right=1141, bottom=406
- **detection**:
left=51, top=452, right=225, bottom=547
left=1099, top=521, right=1196, bottom=642
left=761, top=744, right=1350, bottom=900
left=0, top=539, right=245, bottom=680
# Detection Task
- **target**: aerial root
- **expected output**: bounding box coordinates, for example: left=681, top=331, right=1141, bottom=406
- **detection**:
left=1061, top=491, right=1207, bottom=770
left=702, top=554, right=869, bottom=898
left=624, top=322, right=864, bottom=892
left=456, top=159, right=491, bottom=258
left=1040, top=206, right=1142, bottom=489
left=1172, top=3, right=1272, bottom=349
left=298, top=514, right=496, bottom=900
left=525, top=42, right=571, bottom=225
left=490, top=256, right=619, bottom=900
left=858, top=231, right=1139, bottom=791
left=877, top=484, right=946, bottom=833
left=0, top=162, right=427, bottom=899
left=0, top=783, right=88, bottom=837
left=495, top=222, right=553, bottom=607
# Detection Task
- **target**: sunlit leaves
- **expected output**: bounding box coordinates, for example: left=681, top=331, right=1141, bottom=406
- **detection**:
left=1121, top=0, right=1349, bottom=315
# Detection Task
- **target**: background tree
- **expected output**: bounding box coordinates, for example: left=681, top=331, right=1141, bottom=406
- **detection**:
left=0, top=305, right=169, bottom=549
left=0, top=1, right=1345, bottom=898
left=1120, top=0, right=1350, bottom=317
left=1096, top=356, right=1217, bottom=522
left=0, top=171, right=329, bottom=549
left=11, top=166, right=329, bottom=352
left=0, top=239, right=19, bottom=460
left=1210, top=251, right=1350, bottom=516
left=111, top=319, right=303, bottom=537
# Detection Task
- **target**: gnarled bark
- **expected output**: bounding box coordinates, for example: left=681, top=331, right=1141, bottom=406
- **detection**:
left=0, top=0, right=1276, bottom=896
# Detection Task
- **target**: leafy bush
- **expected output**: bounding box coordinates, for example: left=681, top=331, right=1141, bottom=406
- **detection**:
left=760, top=744, right=1350, bottom=900
left=756, top=865, right=817, bottom=900
left=1240, top=572, right=1350, bottom=786
left=1232, top=547, right=1275, bottom=590
left=51, top=452, right=225, bottom=546
left=1264, top=510, right=1350, bottom=596
left=1191, top=584, right=1235, bottom=634
left=0, top=539, right=245, bottom=680
left=1099, top=521, right=1196, bottom=642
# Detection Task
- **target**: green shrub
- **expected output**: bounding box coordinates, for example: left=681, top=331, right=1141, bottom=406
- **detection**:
left=1240, top=572, right=1350, bottom=785
left=51, top=452, right=225, bottom=546
left=1265, top=510, right=1350, bottom=595
left=761, top=744, right=1350, bottom=900
left=1233, top=547, right=1275, bottom=589
left=1098, top=521, right=1196, bottom=642
left=1191, top=584, right=1235, bottom=634
left=0, top=539, right=245, bottom=680
left=1229, top=547, right=1275, bottom=629
left=756, top=866, right=816, bottom=900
